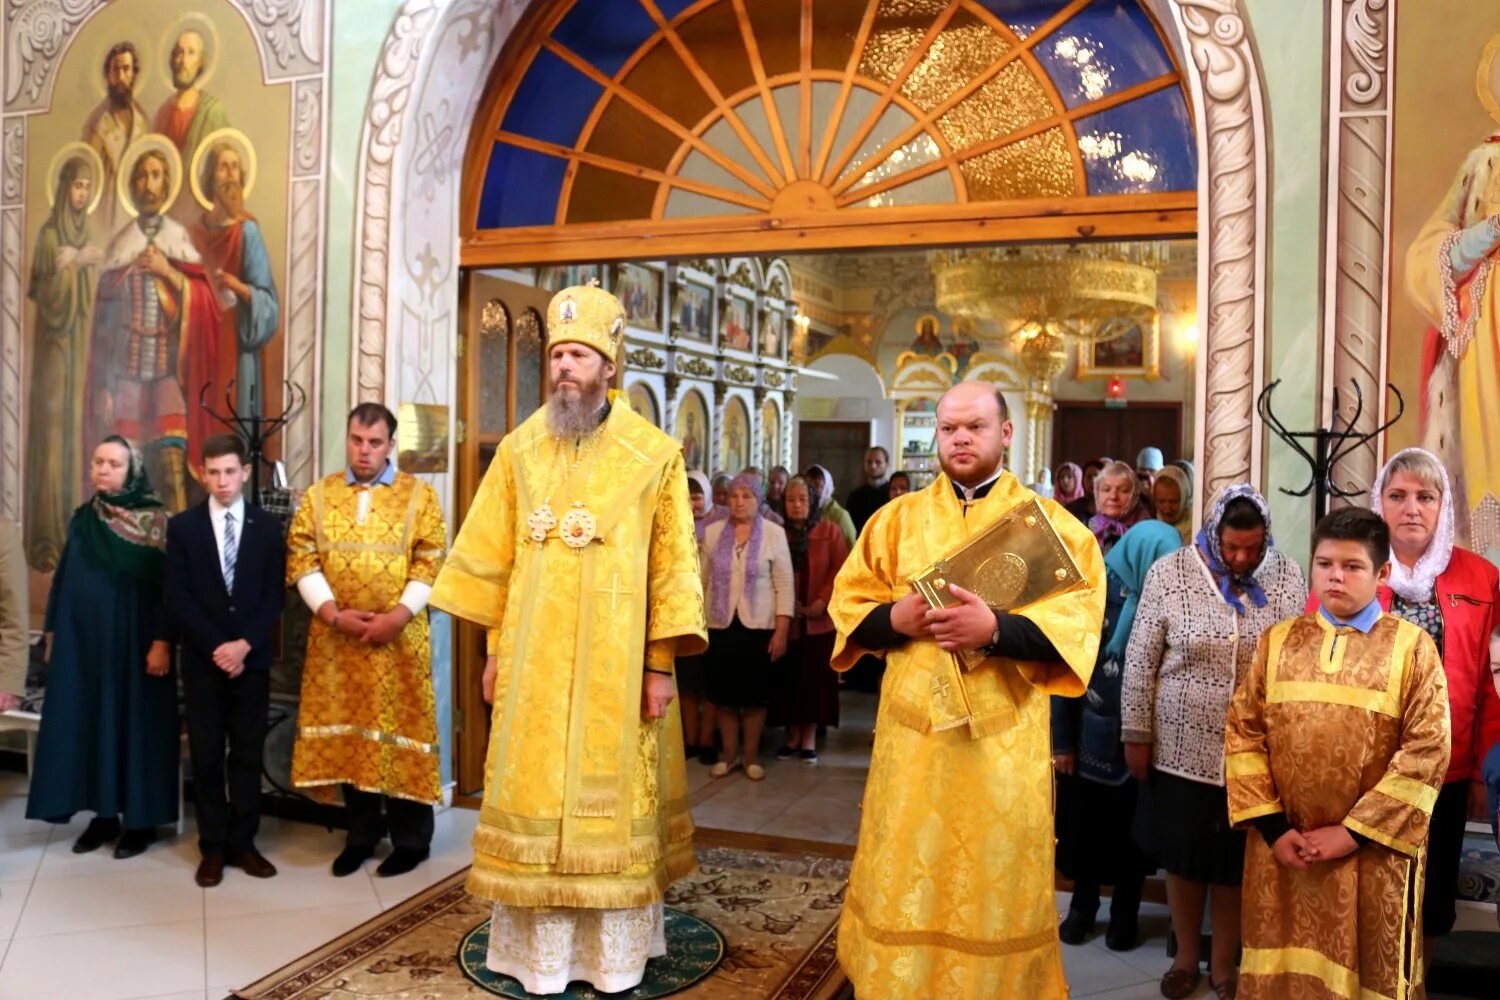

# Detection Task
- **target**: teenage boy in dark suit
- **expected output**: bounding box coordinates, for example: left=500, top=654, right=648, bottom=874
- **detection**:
left=164, top=433, right=286, bottom=886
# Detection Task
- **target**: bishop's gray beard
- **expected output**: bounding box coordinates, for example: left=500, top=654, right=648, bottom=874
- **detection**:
left=545, top=389, right=605, bottom=439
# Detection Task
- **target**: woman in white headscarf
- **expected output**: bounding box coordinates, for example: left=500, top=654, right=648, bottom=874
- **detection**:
left=804, top=464, right=856, bottom=546
left=1314, top=447, right=1500, bottom=946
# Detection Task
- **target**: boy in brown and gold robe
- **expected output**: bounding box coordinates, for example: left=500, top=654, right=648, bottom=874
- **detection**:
left=1226, top=507, right=1451, bottom=999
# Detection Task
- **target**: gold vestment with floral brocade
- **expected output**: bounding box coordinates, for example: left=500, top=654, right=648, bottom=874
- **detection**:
left=828, top=472, right=1105, bottom=1000
left=286, top=471, right=448, bottom=804
left=1226, top=614, right=1451, bottom=1000
left=430, top=395, right=707, bottom=910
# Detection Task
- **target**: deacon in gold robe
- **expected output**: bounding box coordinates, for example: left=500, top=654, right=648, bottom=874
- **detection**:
left=829, top=380, right=1105, bottom=999
left=1226, top=507, right=1451, bottom=1000
left=286, top=402, right=448, bottom=878
left=430, top=284, right=706, bottom=995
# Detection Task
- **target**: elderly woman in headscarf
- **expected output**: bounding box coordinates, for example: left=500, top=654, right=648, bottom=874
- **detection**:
left=1153, top=464, right=1194, bottom=545
left=1089, top=460, right=1152, bottom=555
left=1308, top=447, right=1500, bottom=946
left=1067, top=457, right=1110, bottom=522
left=770, top=474, right=850, bottom=763
left=700, top=472, right=794, bottom=781
left=804, top=464, right=856, bottom=546
left=686, top=469, right=724, bottom=542
left=1053, top=519, right=1181, bottom=952
left=1120, top=485, right=1306, bottom=999
left=27, top=436, right=178, bottom=858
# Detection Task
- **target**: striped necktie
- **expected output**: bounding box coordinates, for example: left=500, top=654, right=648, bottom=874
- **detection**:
left=223, top=510, right=237, bottom=593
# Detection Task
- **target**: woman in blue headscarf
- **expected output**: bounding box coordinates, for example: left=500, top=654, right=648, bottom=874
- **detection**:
left=1053, top=520, right=1182, bottom=952
left=1119, top=485, right=1307, bottom=999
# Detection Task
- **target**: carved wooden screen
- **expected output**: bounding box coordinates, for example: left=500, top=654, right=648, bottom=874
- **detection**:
left=462, top=0, right=1197, bottom=263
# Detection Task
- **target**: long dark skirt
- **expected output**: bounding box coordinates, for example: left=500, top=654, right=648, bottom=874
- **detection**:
left=1135, top=768, right=1244, bottom=886
left=705, top=618, right=774, bottom=709
left=26, top=538, right=179, bottom=829
left=1055, top=773, right=1153, bottom=890
left=770, top=630, right=839, bottom=728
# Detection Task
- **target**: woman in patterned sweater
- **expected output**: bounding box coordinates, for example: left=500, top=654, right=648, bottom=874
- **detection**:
left=1121, top=485, right=1306, bottom=1000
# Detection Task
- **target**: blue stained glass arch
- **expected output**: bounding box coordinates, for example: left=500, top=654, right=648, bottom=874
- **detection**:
left=470, top=0, right=1197, bottom=236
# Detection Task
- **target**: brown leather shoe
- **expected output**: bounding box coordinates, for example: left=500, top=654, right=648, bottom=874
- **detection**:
left=196, top=855, right=225, bottom=888
left=226, top=849, right=278, bottom=879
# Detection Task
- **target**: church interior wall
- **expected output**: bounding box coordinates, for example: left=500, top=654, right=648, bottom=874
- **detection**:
left=1247, top=0, right=1328, bottom=563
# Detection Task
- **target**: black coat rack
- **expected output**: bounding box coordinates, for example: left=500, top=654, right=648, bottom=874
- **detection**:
left=199, top=380, right=307, bottom=506
left=1256, top=378, right=1404, bottom=524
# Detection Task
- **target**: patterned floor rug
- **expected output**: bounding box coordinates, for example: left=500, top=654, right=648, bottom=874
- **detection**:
left=232, top=835, right=851, bottom=1000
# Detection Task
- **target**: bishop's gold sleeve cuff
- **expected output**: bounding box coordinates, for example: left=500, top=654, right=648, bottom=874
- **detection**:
left=486, top=628, right=500, bottom=656
left=645, top=638, right=675, bottom=677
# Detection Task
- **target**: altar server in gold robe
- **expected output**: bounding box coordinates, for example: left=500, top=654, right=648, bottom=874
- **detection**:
left=1226, top=507, right=1451, bottom=1000
left=829, top=380, right=1106, bottom=999
left=430, top=283, right=707, bottom=996
left=286, top=403, right=447, bottom=878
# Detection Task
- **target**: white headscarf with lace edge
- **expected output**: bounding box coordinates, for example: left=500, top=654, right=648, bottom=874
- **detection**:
left=1370, top=447, right=1455, bottom=603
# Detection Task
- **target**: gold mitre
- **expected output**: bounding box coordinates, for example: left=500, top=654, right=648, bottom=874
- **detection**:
left=546, top=281, right=626, bottom=361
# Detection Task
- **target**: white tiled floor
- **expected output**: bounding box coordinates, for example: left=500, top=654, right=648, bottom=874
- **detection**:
left=0, top=690, right=1490, bottom=999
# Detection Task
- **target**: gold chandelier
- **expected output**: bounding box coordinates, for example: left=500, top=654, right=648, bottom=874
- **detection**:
left=929, top=243, right=1166, bottom=344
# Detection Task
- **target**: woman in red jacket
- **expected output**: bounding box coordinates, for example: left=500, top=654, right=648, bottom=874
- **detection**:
left=771, top=475, right=850, bottom=762
left=1347, top=448, right=1500, bottom=943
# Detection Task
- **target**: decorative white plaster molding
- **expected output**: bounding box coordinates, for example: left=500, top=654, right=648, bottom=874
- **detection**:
left=3, top=0, right=105, bottom=112
left=1322, top=0, right=1392, bottom=507
left=0, top=209, right=22, bottom=518
left=1171, top=0, right=1270, bottom=502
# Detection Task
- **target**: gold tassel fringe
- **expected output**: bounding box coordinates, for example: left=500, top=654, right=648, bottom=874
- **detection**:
left=572, top=790, right=618, bottom=818
left=883, top=698, right=934, bottom=735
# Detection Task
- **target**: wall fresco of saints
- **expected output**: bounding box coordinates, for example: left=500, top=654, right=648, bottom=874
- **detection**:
left=22, top=7, right=286, bottom=571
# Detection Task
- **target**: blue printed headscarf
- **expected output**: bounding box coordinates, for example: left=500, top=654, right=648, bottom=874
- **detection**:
left=1195, top=483, right=1274, bottom=616
left=1103, top=520, right=1183, bottom=660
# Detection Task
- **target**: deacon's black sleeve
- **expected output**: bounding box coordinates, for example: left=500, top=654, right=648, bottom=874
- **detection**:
left=1251, top=812, right=1292, bottom=847
left=990, top=612, right=1061, bottom=661
left=850, top=603, right=903, bottom=650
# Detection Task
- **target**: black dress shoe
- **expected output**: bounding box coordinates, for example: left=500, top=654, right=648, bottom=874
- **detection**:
left=376, top=847, right=430, bottom=877
left=1105, top=908, right=1139, bottom=951
left=196, top=855, right=225, bottom=887
left=227, top=848, right=278, bottom=879
left=72, top=816, right=122, bottom=854
left=113, top=827, right=157, bottom=859
left=1058, top=902, right=1097, bottom=945
left=332, top=844, right=376, bottom=877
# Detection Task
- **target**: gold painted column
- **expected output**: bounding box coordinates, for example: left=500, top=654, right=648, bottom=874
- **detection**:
left=1017, top=330, right=1068, bottom=486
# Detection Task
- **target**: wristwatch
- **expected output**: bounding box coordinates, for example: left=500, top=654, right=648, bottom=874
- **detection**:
left=983, top=614, right=1001, bottom=657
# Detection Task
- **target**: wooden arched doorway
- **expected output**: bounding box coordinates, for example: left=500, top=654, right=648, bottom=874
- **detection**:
left=439, top=0, right=1208, bottom=797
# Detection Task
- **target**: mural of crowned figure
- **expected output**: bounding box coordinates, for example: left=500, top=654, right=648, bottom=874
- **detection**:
left=89, top=135, right=221, bottom=513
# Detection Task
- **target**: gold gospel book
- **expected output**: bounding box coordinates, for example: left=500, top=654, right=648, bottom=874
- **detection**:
left=909, top=497, right=1086, bottom=669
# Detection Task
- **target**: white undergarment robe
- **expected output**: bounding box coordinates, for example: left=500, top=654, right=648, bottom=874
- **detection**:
left=485, top=901, right=667, bottom=995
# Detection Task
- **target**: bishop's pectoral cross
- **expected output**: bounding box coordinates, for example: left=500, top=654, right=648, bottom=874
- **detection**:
left=596, top=571, right=637, bottom=617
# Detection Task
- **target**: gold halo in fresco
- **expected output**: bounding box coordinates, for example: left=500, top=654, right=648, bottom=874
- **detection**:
left=116, top=134, right=184, bottom=219
left=159, top=11, right=222, bottom=93
left=1479, top=33, right=1500, bottom=125
left=190, top=127, right=257, bottom=211
left=45, top=141, right=105, bottom=215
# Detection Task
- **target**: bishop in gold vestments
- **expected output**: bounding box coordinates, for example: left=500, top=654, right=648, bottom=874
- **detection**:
left=1226, top=612, right=1450, bottom=1000
left=830, top=469, right=1105, bottom=999
left=431, top=283, right=706, bottom=994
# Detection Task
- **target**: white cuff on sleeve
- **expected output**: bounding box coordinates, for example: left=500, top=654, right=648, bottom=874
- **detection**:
left=399, top=581, right=433, bottom=617
left=297, top=572, right=336, bottom=615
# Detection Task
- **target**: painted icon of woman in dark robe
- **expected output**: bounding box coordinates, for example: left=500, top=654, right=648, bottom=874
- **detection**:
left=26, top=146, right=104, bottom=570
left=26, top=436, right=178, bottom=857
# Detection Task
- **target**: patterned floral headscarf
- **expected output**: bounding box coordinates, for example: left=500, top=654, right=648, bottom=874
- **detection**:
left=75, top=435, right=167, bottom=584
left=1195, top=483, right=1273, bottom=616
left=708, top=473, right=765, bottom=624
left=1054, top=462, right=1085, bottom=505
left=1371, top=447, right=1455, bottom=602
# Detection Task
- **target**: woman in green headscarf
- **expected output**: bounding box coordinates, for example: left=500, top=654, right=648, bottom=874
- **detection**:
left=27, top=436, right=179, bottom=858
left=25, top=151, right=102, bottom=571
